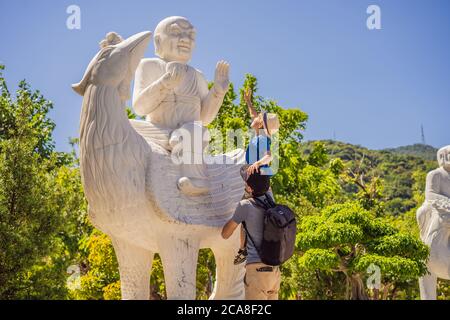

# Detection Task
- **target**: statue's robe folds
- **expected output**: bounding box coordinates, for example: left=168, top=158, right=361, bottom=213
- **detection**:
left=132, top=58, right=210, bottom=136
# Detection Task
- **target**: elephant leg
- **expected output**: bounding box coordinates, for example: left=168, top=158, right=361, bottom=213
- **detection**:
left=419, top=272, right=437, bottom=300
left=111, top=237, right=153, bottom=300
left=209, top=238, right=245, bottom=300
left=158, top=237, right=200, bottom=300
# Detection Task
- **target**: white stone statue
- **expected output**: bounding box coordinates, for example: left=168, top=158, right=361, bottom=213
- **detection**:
left=72, top=26, right=245, bottom=299
left=417, top=145, right=450, bottom=300
left=133, top=16, right=230, bottom=196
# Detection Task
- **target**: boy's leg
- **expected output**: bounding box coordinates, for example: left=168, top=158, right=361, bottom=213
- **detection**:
left=240, top=225, right=245, bottom=249
left=233, top=226, right=247, bottom=265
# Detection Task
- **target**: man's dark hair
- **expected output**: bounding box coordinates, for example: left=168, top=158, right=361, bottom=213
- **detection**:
left=246, top=171, right=270, bottom=197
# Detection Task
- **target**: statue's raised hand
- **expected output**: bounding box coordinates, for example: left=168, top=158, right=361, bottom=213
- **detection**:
left=213, top=60, right=230, bottom=94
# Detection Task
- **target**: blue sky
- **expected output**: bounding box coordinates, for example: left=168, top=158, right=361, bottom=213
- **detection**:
left=1, top=0, right=449, bottom=152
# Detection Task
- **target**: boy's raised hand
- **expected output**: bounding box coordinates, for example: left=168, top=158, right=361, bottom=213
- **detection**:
left=247, top=162, right=260, bottom=175
left=244, top=87, right=252, bottom=105
left=243, top=87, right=258, bottom=118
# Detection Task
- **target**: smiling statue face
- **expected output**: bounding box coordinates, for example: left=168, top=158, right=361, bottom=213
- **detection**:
left=154, top=17, right=196, bottom=63
left=438, top=146, right=450, bottom=172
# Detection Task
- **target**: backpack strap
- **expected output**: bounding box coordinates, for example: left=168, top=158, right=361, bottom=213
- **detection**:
left=252, top=193, right=276, bottom=210
left=253, top=196, right=268, bottom=210
left=243, top=194, right=276, bottom=258
left=264, top=193, right=276, bottom=207
left=242, top=221, right=262, bottom=258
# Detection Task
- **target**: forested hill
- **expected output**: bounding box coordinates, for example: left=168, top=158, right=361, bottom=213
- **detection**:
left=383, top=143, right=438, bottom=161
left=301, top=140, right=438, bottom=216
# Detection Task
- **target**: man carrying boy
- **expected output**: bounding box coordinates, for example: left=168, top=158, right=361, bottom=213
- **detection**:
left=232, top=88, right=280, bottom=265
left=221, top=167, right=281, bottom=300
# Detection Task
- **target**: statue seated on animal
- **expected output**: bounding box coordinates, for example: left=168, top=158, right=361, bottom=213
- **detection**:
left=132, top=16, right=230, bottom=196
left=72, top=26, right=246, bottom=300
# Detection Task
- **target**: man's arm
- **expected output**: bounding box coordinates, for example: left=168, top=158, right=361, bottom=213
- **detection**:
left=221, top=201, right=247, bottom=239
left=221, top=220, right=240, bottom=239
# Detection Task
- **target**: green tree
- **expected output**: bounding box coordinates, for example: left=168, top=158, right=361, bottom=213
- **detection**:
left=0, top=65, right=88, bottom=298
left=297, top=201, right=429, bottom=299
left=0, top=66, right=91, bottom=299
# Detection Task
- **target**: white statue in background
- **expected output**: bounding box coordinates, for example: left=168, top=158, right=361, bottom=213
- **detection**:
left=133, top=16, right=230, bottom=196
left=72, top=20, right=246, bottom=299
left=417, top=145, right=450, bottom=300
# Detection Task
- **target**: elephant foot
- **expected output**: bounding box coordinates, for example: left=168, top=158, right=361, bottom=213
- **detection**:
left=177, top=176, right=209, bottom=196
left=111, top=237, right=154, bottom=300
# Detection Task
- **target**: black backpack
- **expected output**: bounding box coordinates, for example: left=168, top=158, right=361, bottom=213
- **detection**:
left=243, top=193, right=297, bottom=266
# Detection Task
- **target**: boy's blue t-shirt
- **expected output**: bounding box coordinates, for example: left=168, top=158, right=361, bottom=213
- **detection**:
left=245, top=135, right=273, bottom=176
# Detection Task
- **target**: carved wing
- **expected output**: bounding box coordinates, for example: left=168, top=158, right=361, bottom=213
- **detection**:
left=142, top=137, right=246, bottom=227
